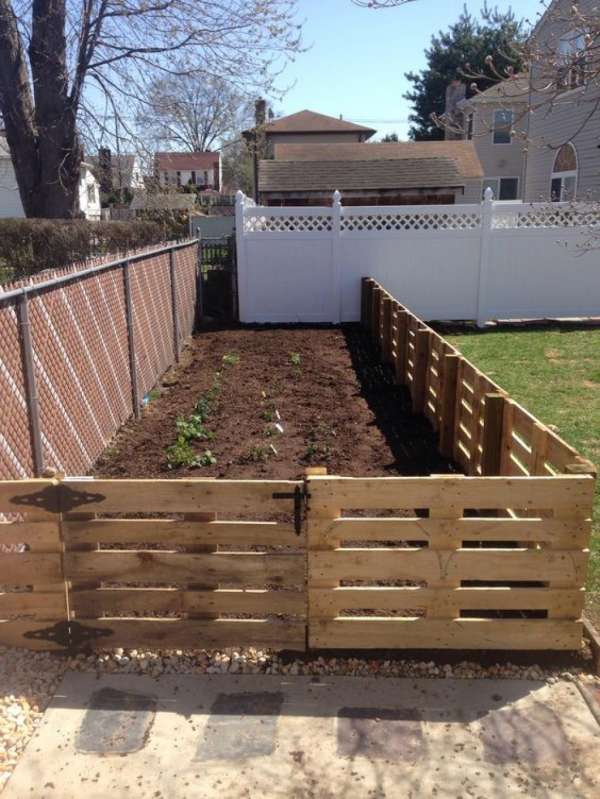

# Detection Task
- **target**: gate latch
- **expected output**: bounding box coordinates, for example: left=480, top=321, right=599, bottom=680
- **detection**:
left=272, top=485, right=305, bottom=536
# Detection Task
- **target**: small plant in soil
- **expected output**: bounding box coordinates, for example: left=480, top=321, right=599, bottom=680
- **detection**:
left=261, top=407, right=276, bottom=422
left=289, top=352, right=301, bottom=367
left=244, top=445, right=271, bottom=463
left=222, top=352, right=240, bottom=367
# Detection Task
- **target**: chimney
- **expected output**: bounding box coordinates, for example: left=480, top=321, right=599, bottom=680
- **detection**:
left=255, top=98, right=267, bottom=127
left=98, top=147, right=112, bottom=195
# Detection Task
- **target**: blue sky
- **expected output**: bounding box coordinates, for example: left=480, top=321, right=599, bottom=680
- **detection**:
left=276, top=0, right=545, bottom=140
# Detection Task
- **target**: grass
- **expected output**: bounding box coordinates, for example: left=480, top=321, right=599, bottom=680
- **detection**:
left=445, top=326, right=600, bottom=600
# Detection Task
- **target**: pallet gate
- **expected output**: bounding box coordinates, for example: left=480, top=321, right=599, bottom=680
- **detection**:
left=0, top=279, right=595, bottom=653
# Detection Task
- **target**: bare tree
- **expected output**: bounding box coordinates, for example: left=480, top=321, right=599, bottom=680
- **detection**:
left=351, top=1, right=416, bottom=7
left=137, top=73, right=252, bottom=153
left=0, top=1, right=302, bottom=218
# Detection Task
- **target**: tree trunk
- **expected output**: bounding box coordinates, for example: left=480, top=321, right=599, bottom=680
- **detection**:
left=0, top=0, right=81, bottom=218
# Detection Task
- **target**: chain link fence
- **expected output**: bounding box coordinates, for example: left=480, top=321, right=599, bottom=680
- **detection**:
left=0, top=240, right=198, bottom=479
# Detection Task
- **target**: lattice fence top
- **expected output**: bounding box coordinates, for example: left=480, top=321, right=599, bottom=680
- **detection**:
left=493, top=206, right=600, bottom=230
left=243, top=213, right=333, bottom=234
left=341, top=210, right=482, bottom=233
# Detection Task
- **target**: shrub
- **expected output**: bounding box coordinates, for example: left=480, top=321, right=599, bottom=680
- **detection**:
left=0, top=218, right=168, bottom=283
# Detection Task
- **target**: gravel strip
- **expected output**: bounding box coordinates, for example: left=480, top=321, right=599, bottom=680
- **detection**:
left=1, top=643, right=599, bottom=792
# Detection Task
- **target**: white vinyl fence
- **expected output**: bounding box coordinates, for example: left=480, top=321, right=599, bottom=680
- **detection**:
left=235, top=189, right=600, bottom=325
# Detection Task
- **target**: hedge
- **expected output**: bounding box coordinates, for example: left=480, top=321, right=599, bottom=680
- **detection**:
left=0, top=218, right=173, bottom=283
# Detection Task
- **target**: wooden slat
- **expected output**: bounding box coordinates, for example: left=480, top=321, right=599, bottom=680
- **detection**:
left=309, top=548, right=589, bottom=585
left=308, top=476, right=595, bottom=512
left=63, top=519, right=301, bottom=547
left=309, top=618, right=582, bottom=650
left=318, top=516, right=591, bottom=548
left=0, top=521, right=60, bottom=547
left=70, top=588, right=306, bottom=617
left=71, top=618, right=306, bottom=650
left=0, top=480, right=58, bottom=518
left=0, top=591, right=67, bottom=619
left=546, top=433, right=582, bottom=471
left=311, top=587, right=584, bottom=618
left=60, top=479, right=302, bottom=515
left=64, top=551, right=305, bottom=586
left=0, top=553, right=63, bottom=584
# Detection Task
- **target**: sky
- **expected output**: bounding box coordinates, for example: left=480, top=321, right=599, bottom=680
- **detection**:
left=275, top=0, right=546, bottom=140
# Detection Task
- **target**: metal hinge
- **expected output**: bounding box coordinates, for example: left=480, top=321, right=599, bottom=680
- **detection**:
left=272, top=485, right=305, bottom=536
left=23, top=620, right=114, bottom=650
left=10, top=484, right=105, bottom=514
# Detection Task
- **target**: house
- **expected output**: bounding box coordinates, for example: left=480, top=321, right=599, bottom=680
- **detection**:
left=243, top=104, right=376, bottom=154
left=258, top=141, right=483, bottom=206
left=155, top=151, right=221, bottom=191
left=457, top=76, right=529, bottom=201
left=522, top=0, right=600, bottom=201
left=0, top=135, right=101, bottom=219
left=88, top=149, right=145, bottom=197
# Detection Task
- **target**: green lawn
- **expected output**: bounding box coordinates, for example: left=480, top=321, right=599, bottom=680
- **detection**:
left=445, top=327, right=600, bottom=608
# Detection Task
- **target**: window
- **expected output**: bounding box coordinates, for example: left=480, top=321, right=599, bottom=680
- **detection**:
left=481, top=177, right=519, bottom=201
left=87, top=184, right=96, bottom=204
left=550, top=142, right=578, bottom=201
left=176, top=171, right=181, bottom=187
left=466, top=113, right=474, bottom=140
left=204, top=170, right=209, bottom=185
left=492, top=109, right=512, bottom=144
left=558, top=31, right=586, bottom=90
left=191, top=170, right=196, bottom=185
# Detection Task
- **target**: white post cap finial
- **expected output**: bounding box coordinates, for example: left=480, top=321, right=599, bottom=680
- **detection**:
left=333, top=190, right=342, bottom=205
left=484, top=186, right=494, bottom=202
left=236, top=189, right=245, bottom=204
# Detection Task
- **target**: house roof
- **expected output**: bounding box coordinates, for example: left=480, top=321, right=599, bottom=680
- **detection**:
left=130, top=192, right=196, bottom=211
left=463, top=76, right=531, bottom=105
left=245, top=110, right=376, bottom=137
left=155, top=151, right=220, bottom=171
left=273, top=141, right=483, bottom=179
left=259, top=156, right=472, bottom=194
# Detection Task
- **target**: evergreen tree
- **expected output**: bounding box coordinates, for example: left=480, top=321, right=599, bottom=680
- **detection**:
left=404, top=4, right=527, bottom=141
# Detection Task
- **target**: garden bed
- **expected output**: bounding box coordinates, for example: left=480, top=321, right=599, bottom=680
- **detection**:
left=94, top=324, right=455, bottom=480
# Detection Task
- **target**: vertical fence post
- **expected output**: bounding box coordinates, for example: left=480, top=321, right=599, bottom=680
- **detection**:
left=411, top=327, right=431, bottom=414
left=371, top=286, right=381, bottom=345
left=439, top=354, right=459, bottom=459
left=481, top=393, right=506, bottom=475
left=168, top=248, right=180, bottom=363
left=122, top=261, right=141, bottom=420
left=381, top=296, right=394, bottom=365
left=17, top=291, right=44, bottom=476
left=332, top=191, right=342, bottom=324
left=234, top=191, right=247, bottom=322
left=394, top=307, right=408, bottom=385
left=361, top=277, right=373, bottom=329
left=476, top=187, right=494, bottom=328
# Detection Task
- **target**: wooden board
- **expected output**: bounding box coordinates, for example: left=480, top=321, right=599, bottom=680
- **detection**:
left=314, top=516, right=591, bottom=548
left=0, top=620, right=69, bottom=651
left=309, top=618, right=582, bottom=650
left=309, top=548, right=589, bottom=585
left=64, top=551, right=305, bottom=587
left=70, top=587, right=306, bottom=617
left=60, top=479, right=302, bottom=515
left=310, top=587, right=584, bottom=618
left=71, top=618, right=306, bottom=651
left=0, top=521, right=60, bottom=547
left=0, top=591, right=67, bottom=619
left=307, top=476, right=595, bottom=513
left=0, top=553, right=64, bottom=584
left=63, top=519, right=301, bottom=546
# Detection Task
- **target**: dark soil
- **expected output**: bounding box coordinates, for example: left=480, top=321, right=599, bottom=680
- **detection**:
left=94, top=324, right=457, bottom=479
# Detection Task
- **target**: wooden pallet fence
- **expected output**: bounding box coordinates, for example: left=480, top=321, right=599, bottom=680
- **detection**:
left=360, top=277, right=595, bottom=478
left=60, top=479, right=307, bottom=651
left=306, top=474, right=594, bottom=651
left=0, top=480, right=68, bottom=650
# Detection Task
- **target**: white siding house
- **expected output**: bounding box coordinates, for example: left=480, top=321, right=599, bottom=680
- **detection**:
left=0, top=136, right=101, bottom=219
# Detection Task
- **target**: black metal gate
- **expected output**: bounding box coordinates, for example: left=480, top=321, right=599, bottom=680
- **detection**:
left=199, top=236, right=237, bottom=321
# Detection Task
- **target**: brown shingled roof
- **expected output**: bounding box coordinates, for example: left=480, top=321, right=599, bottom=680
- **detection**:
left=259, top=157, right=468, bottom=193
left=260, top=110, right=376, bottom=136
left=273, top=141, right=483, bottom=179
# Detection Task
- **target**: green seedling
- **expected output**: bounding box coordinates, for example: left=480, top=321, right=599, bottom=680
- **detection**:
left=289, top=352, right=301, bottom=367
left=222, top=352, right=240, bottom=367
